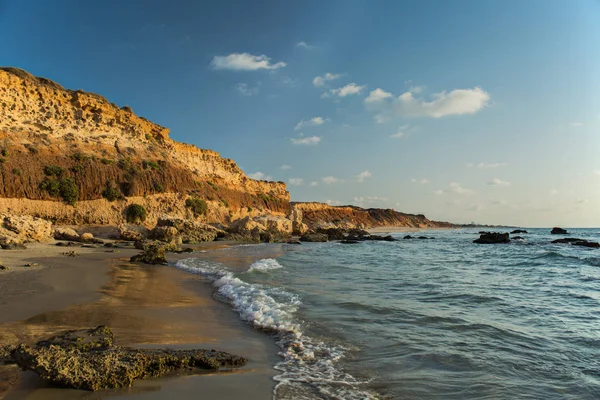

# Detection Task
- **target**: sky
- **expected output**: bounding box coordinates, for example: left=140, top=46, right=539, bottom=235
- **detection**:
left=1, top=0, right=599, bottom=227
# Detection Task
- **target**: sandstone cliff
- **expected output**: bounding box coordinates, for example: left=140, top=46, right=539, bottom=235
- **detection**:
left=0, top=67, right=288, bottom=226
left=292, top=202, right=453, bottom=230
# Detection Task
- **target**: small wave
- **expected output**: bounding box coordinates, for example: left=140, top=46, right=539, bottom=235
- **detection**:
left=534, top=251, right=581, bottom=262
left=247, top=258, right=283, bottom=273
left=176, top=258, right=377, bottom=400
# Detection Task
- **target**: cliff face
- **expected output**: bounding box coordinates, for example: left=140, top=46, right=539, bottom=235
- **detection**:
left=293, top=202, right=453, bottom=230
left=0, top=67, right=289, bottom=224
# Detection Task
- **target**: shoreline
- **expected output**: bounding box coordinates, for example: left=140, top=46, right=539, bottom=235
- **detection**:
left=0, top=242, right=280, bottom=399
left=367, top=226, right=456, bottom=234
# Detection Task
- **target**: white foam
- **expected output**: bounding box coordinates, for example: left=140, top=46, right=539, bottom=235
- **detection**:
left=175, top=257, right=378, bottom=400
left=247, top=258, right=283, bottom=273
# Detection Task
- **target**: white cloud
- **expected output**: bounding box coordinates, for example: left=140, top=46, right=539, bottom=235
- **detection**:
left=210, top=53, right=286, bottom=71
left=466, top=204, right=485, bottom=212
left=309, top=181, right=319, bottom=187
left=356, top=170, right=372, bottom=183
left=411, top=178, right=430, bottom=184
left=353, top=196, right=389, bottom=206
left=234, top=83, right=259, bottom=96
left=487, top=178, right=510, bottom=186
left=436, top=182, right=474, bottom=195
left=570, top=122, right=583, bottom=127
left=280, top=165, right=292, bottom=170
left=594, top=170, right=600, bottom=176
left=248, top=171, right=273, bottom=181
left=550, top=189, right=559, bottom=195
left=313, top=72, right=341, bottom=87
left=295, top=116, right=327, bottom=130
left=365, top=88, right=393, bottom=104
left=390, top=125, right=407, bottom=138
left=291, top=136, right=321, bottom=145
left=289, top=178, right=304, bottom=186
left=467, top=162, right=508, bottom=168
left=322, top=83, right=365, bottom=98
left=325, top=199, right=342, bottom=206
left=322, top=176, right=339, bottom=184
left=374, top=114, right=391, bottom=124
left=296, top=41, right=317, bottom=50
left=395, top=86, right=490, bottom=118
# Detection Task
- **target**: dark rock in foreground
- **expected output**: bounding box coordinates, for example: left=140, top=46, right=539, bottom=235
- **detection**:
left=300, top=233, right=329, bottom=242
left=130, top=241, right=168, bottom=264
left=511, top=229, right=527, bottom=234
left=340, top=239, right=360, bottom=244
left=473, top=232, right=510, bottom=244
left=552, top=238, right=599, bottom=248
left=551, top=227, right=568, bottom=235
left=8, top=326, right=247, bottom=391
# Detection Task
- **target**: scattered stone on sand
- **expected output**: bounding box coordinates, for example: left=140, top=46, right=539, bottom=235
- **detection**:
left=63, top=251, right=78, bottom=257
left=24, top=262, right=39, bottom=267
left=56, top=241, right=80, bottom=247
left=0, top=242, right=27, bottom=250
left=53, top=227, right=80, bottom=241
left=0, top=265, right=8, bottom=271
left=473, top=232, right=510, bottom=244
left=7, top=326, right=247, bottom=391
left=551, top=227, right=568, bottom=235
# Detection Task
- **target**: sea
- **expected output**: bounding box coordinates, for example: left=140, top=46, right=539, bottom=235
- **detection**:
left=175, top=228, right=600, bottom=399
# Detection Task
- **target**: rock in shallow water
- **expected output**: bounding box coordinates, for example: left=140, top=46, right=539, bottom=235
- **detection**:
left=551, top=227, right=568, bottom=235
left=8, top=326, right=247, bottom=391
left=473, top=232, right=510, bottom=244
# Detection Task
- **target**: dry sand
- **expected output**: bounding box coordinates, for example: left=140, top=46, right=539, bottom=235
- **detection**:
left=0, top=242, right=279, bottom=399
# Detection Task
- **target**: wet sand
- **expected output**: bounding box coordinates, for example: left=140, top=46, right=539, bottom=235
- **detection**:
left=0, top=242, right=279, bottom=399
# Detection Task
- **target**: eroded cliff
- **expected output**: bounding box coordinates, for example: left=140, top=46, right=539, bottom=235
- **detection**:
left=0, top=67, right=288, bottom=225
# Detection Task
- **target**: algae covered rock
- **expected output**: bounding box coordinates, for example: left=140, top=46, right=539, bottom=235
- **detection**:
left=11, top=326, right=247, bottom=391
left=299, top=233, right=329, bottom=242
left=473, top=232, right=510, bottom=244
left=130, top=240, right=168, bottom=264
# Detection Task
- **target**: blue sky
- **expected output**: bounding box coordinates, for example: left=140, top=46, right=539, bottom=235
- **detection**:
left=1, top=0, right=599, bottom=226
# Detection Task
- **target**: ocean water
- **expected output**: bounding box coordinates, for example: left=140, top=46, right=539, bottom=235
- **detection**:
left=176, top=228, right=600, bottom=399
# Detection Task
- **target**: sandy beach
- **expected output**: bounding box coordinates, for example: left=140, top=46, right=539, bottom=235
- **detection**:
left=0, top=242, right=279, bottom=399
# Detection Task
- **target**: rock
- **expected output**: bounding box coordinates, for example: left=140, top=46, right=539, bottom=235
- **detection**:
left=11, top=326, right=247, bottom=391
left=24, top=262, right=39, bottom=267
left=364, top=235, right=396, bottom=242
left=511, top=229, right=527, bottom=234
left=403, top=235, right=413, bottom=239
left=286, top=240, right=301, bottom=245
left=130, top=241, right=168, bottom=264
left=299, top=233, right=328, bottom=242
left=0, top=214, right=53, bottom=244
left=1, top=344, right=16, bottom=364
left=340, top=240, right=360, bottom=244
left=512, top=236, right=524, bottom=240
left=289, top=207, right=309, bottom=235
left=473, top=232, right=510, bottom=244
left=417, top=236, right=428, bottom=240
left=0, top=265, right=8, bottom=270
left=63, top=251, right=78, bottom=257
left=1, top=242, right=27, bottom=250
left=551, top=227, right=568, bottom=235
left=316, top=228, right=346, bottom=241
left=53, top=227, right=80, bottom=241
left=155, top=217, right=222, bottom=243
left=56, top=241, right=79, bottom=247
left=117, top=224, right=147, bottom=241
left=79, top=232, right=103, bottom=243
left=552, top=238, right=599, bottom=248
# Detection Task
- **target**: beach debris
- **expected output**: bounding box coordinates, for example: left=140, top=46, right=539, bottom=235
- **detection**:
left=551, top=227, right=568, bottom=235
left=473, top=232, right=510, bottom=244
left=551, top=238, right=599, bottom=248
left=130, top=241, right=168, bottom=264
left=0, top=264, right=8, bottom=270
left=7, top=326, right=247, bottom=391
left=24, top=262, right=39, bottom=267
left=63, top=250, right=78, bottom=257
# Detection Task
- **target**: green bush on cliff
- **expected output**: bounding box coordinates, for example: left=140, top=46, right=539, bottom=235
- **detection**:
left=40, top=179, right=60, bottom=196
left=59, top=177, right=79, bottom=206
left=71, top=164, right=84, bottom=174
left=102, top=184, right=123, bottom=202
left=0, top=148, right=8, bottom=157
left=44, top=165, right=64, bottom=177
left=12, top=168, right=21, bottom=176
left=126, top=204, right=147, bottom=224
left=142, top=160, right=160, bottom=170
left=185, top=197, right=208, bottom=217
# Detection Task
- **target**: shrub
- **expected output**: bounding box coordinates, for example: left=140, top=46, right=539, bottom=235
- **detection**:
left=71, top=152, right=91, bottom=162
left=145, top=133, right=152, bottom=141
left=142, top=160, right=160, bottom=170
left=40, top=179, right=60, bottom=196
left=102, top=184, right=123, bottom=201
left=221, top=199, right=229, bottom=208
left=101, top=158, right=114, bottom=165
left=1, top=148, right=8, bottom=157
left=185, top=197, right=208, bottom=217
left=207, top=181, right=217, bottom=190
left=153, top=182, right=164, bottom=192
left=126, top=204, right=147, bottom=224
left=247, top=206, right=252, bottom=212
left=26, top=145, right=38, bottom=154
left=44, top=165, right=64, bottom=176
left=71, top=164, right=84, bottom=174
left=0, top=157, right=5, bottom=164
left=59, top=177, right=79, bottom=206
left=12, top=168, right=21, bottom=176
